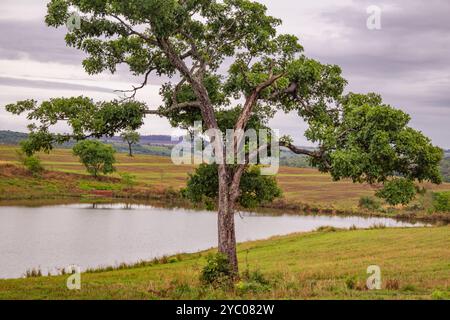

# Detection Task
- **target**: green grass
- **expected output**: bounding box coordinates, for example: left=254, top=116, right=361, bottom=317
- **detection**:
left=0, top=227, right=449, bottom=300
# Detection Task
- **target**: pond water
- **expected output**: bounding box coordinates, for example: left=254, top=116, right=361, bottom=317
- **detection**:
left=0, top=203, right=425, bottom=279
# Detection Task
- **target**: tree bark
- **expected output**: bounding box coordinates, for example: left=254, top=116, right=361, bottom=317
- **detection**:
left=217, top=165, right=239, bottom=275
left=217, top=164, right=239, bottom=274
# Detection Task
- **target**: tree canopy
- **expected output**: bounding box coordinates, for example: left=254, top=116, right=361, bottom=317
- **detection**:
left=73, top=140, right=116, bottom=177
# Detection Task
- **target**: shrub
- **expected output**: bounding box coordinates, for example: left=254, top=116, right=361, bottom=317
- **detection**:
left=120, top=173, right=137, bottom=190
left=18, top=151, right=44, bottom=177
left=358, top=196, right=381, bottom=211
left=376, top=178, right=417, bottom=206
left=236, top=269, right=271, bottom=295
left=431, top=290, right=449, bottom=300
left=432, top=192, right=450, bottom=212
left=200, top=253, right=233, bottom=286
left=185, top=164, right=282, bottom=209
left=73, top=140, right=116, bottom=178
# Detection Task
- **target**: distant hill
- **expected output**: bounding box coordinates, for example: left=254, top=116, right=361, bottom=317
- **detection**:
left=1, top=130, right=449, bottom=181
left=0, top=130, right=177, bottom=157
left=0, top=131, right=28, bottom=145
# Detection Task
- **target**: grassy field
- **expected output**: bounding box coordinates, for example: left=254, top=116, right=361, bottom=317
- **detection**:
left=1, top=145, right=450, bottom=211
left=0, top=226, right=448, bottom=300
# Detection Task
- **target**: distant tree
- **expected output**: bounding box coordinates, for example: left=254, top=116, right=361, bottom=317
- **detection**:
left=17, top=146, right=44, bottom=177
left=120, top=129, right=140, bottom=157
left=73, top=140, right=116, bottom=178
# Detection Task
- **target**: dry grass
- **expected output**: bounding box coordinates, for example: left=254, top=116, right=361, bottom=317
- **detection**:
left=1, top=145, right=450, bottom=211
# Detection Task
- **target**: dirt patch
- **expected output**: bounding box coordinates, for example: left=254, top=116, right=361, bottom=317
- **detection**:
left=0, top=164, right=32, bottom=178
left=0, top=164, right=120, bottom=183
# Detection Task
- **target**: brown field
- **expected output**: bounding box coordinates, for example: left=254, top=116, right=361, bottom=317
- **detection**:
left=1, top=145, right=449, bottom=210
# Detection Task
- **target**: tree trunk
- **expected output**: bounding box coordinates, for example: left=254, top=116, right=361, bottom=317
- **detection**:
left=217, top=164, right=239, bottom=274
left=128, top=143, right=133, bottom=157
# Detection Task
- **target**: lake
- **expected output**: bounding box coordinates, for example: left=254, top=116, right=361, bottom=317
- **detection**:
left=0, top=203, right=425, bottom=279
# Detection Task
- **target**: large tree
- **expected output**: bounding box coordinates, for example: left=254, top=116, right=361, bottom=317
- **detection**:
left=5, top=0, right=443, bottom=273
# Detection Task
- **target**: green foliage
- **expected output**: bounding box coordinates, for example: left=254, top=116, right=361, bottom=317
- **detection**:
left=359, top=196, right=381, bottom=211
left=235, top=270, right=271, bottom=295
left=20, top=153, right=44, bottom=177
left=375, top=178, right=417, bottom=206
left=323, top=93, right=443, bottom=187
left=345, top=276, right=358, bottom=290
left=5, top=97, right=146, bottom=155
left=184, top=164, right=282, bottom=208
left=4, top=0, right=443, bottom=211
left=200, top=253, right=233, bottom=286
left=73, top=140, right=116, bottom=178
left=432, top=192, right=450, bottom=212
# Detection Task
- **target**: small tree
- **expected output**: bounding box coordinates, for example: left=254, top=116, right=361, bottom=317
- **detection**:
left=73, top=140, right=116, bottom=178
left=120, top=129, right=140, bottom=157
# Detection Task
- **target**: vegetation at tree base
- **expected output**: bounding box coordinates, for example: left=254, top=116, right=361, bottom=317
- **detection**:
left=119, top=172, right=137, bottom=190
left=184, top=164, right=282, bottom=209
left=17, top=151, right=44, bottom=177
left=2, top=0, right=444, bottom=273
left=200, top=253, right=233, bottom=286
left=72, top=140, right=116, bottom=178
left=441, top=157, right=450, bottom=182
left=120, top=129, right=140, bottom=157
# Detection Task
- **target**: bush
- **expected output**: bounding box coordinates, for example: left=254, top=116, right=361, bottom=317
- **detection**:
left=359, top=196, right=381, bottom=211
left=120, top=173, right=137, bottom=190
left=73, top=140, right=116, bottom=178
left=22, top=155, right=44, bottom=176
left=185, top=164, right=282, bottom=209
left=376, top=178, right=417, bottom=206
left=345, top=276, right=357, bottom=290
left=200, top=253, right=233, bottom=286
left=432, top=192, right=450, bottom=212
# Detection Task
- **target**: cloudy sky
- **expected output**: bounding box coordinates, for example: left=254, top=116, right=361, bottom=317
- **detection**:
left=0, top=0, right=449, bottom=147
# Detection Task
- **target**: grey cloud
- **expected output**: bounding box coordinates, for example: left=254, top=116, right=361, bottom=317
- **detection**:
left=0, top=76, right=116, bottom=94
left=0, top=20, right=85, bottom=64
